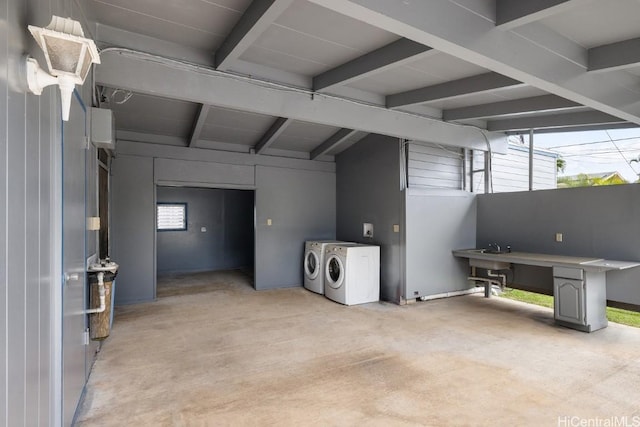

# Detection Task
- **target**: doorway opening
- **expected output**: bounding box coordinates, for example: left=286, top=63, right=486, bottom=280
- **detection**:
left=155, top=186, right=255, bottom=297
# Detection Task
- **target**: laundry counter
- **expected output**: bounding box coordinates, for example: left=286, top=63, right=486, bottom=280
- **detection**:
left=452, top=249, right=640, bottom=332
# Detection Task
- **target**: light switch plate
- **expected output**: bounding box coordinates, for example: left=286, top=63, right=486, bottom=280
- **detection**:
left=201, top=227, right=207, bottom=232
left=363, top=223, right=373, bottom=238
left=555, top=233, right=563, bottom=242
left=393, top=224, right=400, bottom=233
left=267, top=219, right=272, bottom=226
left=87, top=217, right=100, bottom=231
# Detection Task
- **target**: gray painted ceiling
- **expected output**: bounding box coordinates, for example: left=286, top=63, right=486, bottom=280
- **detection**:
left=85, top=0, right=640, bottom=160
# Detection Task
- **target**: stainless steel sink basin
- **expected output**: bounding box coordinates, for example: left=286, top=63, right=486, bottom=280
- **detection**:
left=469, top=258, right=511, bottom=270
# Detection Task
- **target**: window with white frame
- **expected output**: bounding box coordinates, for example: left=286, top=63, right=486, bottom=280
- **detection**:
left=157, top=203, right=187, bottom=231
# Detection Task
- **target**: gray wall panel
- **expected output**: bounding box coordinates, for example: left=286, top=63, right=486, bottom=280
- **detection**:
left=255, top=166, right=336, bottom=290
left=62, top=94, right=90, bottom=427
left=2, top=0, right=95, bottom=424
left=1, top=1, right=8, bottom=423
left=155, top=158, right=255, bottom=187
left=25, top=90, right=41, bottom=427
left=112, top=155, right=156, bottom=304
left=7, top=76, right=27, bottom=427
left=113, top=150, right=336, bottom=301
left=477, top=185, right=640, bottom=306
left=38, top=87, right=53, bottom=427
left=405, top=190, right=477, bottom=298
left=157, top=187, right=254, bottom=273
left=336, top=134, right=402, bottom=303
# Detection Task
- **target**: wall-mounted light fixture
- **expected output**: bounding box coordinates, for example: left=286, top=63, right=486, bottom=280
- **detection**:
left=25, top=16, right=100, bottom=121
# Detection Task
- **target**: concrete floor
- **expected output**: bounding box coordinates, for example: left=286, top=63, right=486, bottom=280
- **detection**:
left=76, top=270, right=640, bottom=426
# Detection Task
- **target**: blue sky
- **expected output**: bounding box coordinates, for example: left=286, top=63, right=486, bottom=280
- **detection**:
left=525, top=128, right=640, bottom=182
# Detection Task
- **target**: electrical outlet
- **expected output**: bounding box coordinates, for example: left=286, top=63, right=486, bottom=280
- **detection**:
left=555, top=233, right=563, bottom=242
left=363, top=223, right=373, bottom=238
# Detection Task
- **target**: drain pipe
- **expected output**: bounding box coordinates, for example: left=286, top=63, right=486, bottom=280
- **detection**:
left=468, top=266, right=509, bottom=298
left=86, top=271, right=106, bottom=314
left=486, top=270, right=507, bottom=291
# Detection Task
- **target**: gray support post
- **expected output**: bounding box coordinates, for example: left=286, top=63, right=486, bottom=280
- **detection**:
left=529, top=129, right=535, bottom=191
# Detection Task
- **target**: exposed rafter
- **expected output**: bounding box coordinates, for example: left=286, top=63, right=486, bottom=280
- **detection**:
left=189, top=104, right=211, bottom=147
left=310, top=128, right=358, bottom=159
left=254, top=117, right=293, bottom=154
left=588, top=38, right=640, bottom=72
left=307, top=0, right=640, bottom=125
left=495, top=0, right=588, bottom=30
left=116, top=131, right=187, bottom=146
left=313, top=38, right=432, bottom=91
left=387, top=72, right=522, bottom=109
left=443, top=95, right=580, bottom=121
left=215, top=0, right=294, bottom=71
left=487, top=111, right=626, bottom=132
left=97, top=51, right=506, bottom=152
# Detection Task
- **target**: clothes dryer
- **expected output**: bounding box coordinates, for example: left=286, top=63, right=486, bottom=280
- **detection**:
left=324, top=243, right=380, bottom=305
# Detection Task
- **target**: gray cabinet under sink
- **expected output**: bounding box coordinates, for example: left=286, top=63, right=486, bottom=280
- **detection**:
left=553, top=267, right=607, bottom=332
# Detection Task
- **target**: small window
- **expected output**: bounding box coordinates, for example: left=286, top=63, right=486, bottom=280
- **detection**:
left=157, top=203, right=187, bottom=231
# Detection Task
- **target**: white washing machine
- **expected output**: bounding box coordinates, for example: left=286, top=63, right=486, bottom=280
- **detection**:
left=303, top=240, right=345, bottom=294
left=324, top=243, right=380, bottom=305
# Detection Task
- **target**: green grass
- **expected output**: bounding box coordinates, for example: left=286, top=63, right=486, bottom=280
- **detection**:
left=499, top=288, right=640, bottom=328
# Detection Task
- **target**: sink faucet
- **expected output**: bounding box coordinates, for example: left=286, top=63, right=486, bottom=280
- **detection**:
left=489, top=243, right=501, bottom=252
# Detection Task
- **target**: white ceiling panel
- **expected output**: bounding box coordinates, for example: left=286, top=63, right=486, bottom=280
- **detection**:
left=241, top=25, right=356, bottom=75
left=199, top=106, right=276, bottom=146
left=539, top=0, right=640, bottom=48
left=106, top=90, right=198, bottom=138
left=347, top=52, right=489, bottom=95
left=275, top=0, right=398, bottom=54
left=85, top=0, right=249, bottom=50
left=407, top=53, right=489, bottom=81
left=270, top=120, right=340, bottom=152
left=239, top=45, right=324, bottom=75
left=240, top=0, right=397, bottom=75
left=422, top=86, right=548, bottom=110
left=346, top=66, right=443, bottom=95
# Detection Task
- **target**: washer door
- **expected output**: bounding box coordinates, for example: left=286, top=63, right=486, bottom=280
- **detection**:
left=304, top=250, right=320, bottom=280
left=325, top=255, right=344, bottom=289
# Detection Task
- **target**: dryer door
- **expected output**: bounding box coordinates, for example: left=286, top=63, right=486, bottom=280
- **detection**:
left=325, top=255, right=345, bottom=289
left=304, top=250, right=320, bottom=280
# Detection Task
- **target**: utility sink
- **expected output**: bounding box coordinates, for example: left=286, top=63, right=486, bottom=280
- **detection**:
left=461, top=249, right=512, bottom=270
left=469, top=258, right=511, bottom=270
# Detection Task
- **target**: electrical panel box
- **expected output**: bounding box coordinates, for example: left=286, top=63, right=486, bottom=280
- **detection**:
left=91, top=107, right=115, bottom=150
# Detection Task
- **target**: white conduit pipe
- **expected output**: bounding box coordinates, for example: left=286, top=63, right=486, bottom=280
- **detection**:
left=418, top=287, right=485, bottom=301
left=86, top=271, right=107, bottom=314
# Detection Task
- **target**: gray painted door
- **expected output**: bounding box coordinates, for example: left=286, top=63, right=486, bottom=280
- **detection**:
left=62, top=96, right=88, bottom=426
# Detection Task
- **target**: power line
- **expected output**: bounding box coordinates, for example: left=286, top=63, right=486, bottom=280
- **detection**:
left=546, top=135, right=640, bottom=149
left=605, top=130, right=640, bottom=177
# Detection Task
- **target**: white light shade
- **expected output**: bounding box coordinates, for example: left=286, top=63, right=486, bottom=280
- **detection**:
left=28, top=16, right=100, bottom=85
left=26, top=16, right=100, bottom=121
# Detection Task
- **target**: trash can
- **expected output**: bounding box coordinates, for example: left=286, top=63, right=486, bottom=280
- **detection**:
left=88, top=270, right=117, bottom=340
